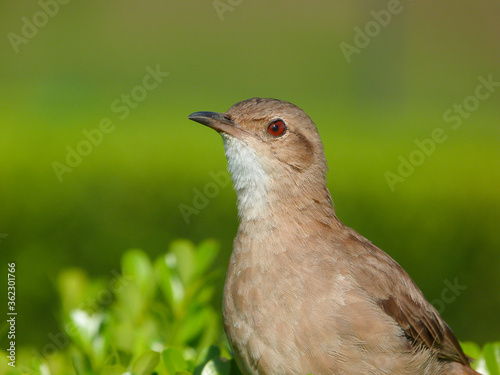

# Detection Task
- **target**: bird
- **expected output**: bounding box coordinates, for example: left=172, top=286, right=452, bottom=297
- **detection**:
left=188, top=98, right=480, bottom=375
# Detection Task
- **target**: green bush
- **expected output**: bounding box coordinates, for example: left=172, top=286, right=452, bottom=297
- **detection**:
left=1, top=240, right=497, bottom=375
left=1, top=240, right=240, bottom=375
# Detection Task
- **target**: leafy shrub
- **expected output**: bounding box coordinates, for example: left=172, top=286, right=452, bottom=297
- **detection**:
left=1, top=240, right=240, bottom=375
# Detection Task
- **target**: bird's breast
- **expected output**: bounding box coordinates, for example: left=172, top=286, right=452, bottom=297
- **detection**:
left=222, top=236, right=351, bottom=374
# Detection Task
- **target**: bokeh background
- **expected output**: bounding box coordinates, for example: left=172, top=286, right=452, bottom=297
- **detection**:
left=1, top=0, right=499, bottom=355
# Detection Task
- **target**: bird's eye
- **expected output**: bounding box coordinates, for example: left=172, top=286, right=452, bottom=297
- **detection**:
left=267, top=119, right=287, bottom=137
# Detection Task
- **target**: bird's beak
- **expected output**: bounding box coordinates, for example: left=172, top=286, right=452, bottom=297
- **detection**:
left=188, top=111, right=250, bottom=140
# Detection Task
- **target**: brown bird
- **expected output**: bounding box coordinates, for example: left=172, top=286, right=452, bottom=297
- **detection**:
left=188, top=98, right=479, bottom=375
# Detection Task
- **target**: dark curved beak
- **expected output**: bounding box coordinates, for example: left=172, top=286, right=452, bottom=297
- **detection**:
left=188, top=111, right=252, bottom=140
left=188, top=111, right=235, bottom=130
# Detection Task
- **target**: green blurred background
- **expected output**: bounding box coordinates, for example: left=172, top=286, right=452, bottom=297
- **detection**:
left=0, top=0, right=499, bottom=353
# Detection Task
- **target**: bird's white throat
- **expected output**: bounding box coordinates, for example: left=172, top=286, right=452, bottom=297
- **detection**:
left=222, top=134, right=270, bottom=220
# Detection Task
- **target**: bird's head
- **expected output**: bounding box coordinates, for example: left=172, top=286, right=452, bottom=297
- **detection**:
left=188, top=98, right=333, bottom=221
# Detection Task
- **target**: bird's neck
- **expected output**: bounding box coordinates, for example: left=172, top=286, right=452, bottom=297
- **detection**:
left=237, top=182, right=337, bottom=233
left=222, top=135, right=337, bottom=234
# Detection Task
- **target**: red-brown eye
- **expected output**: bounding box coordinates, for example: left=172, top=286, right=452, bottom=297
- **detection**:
left=267, top=119, right=287, bottom=137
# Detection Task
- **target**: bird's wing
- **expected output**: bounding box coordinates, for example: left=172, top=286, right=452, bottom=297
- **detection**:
left=378, top=292, right=467, bottom=364
left=344, top=228, right=470, bottom=366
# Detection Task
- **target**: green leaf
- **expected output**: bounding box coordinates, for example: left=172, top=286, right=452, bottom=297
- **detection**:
left=155, top=254, right=185, bottom=313
left=114, top=278, right=145, bottom=321
left=131, top=350, right=160, bottom=375
left=121, top=249, right=155, bottom=299
left=170, top=239, right=196, bottom=284
left=197, top=308, right=220, bottom=350
left=162, top=347, right=189, bottom=375
left=57, top=268, right=89, bottom=314
left=483, top=342, right=500, bottom=375
left=100, top=364, right=128, bottom=375
left=200, top=357, right=230, bottom=375
left=194, top=240, right=220, bottom=277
